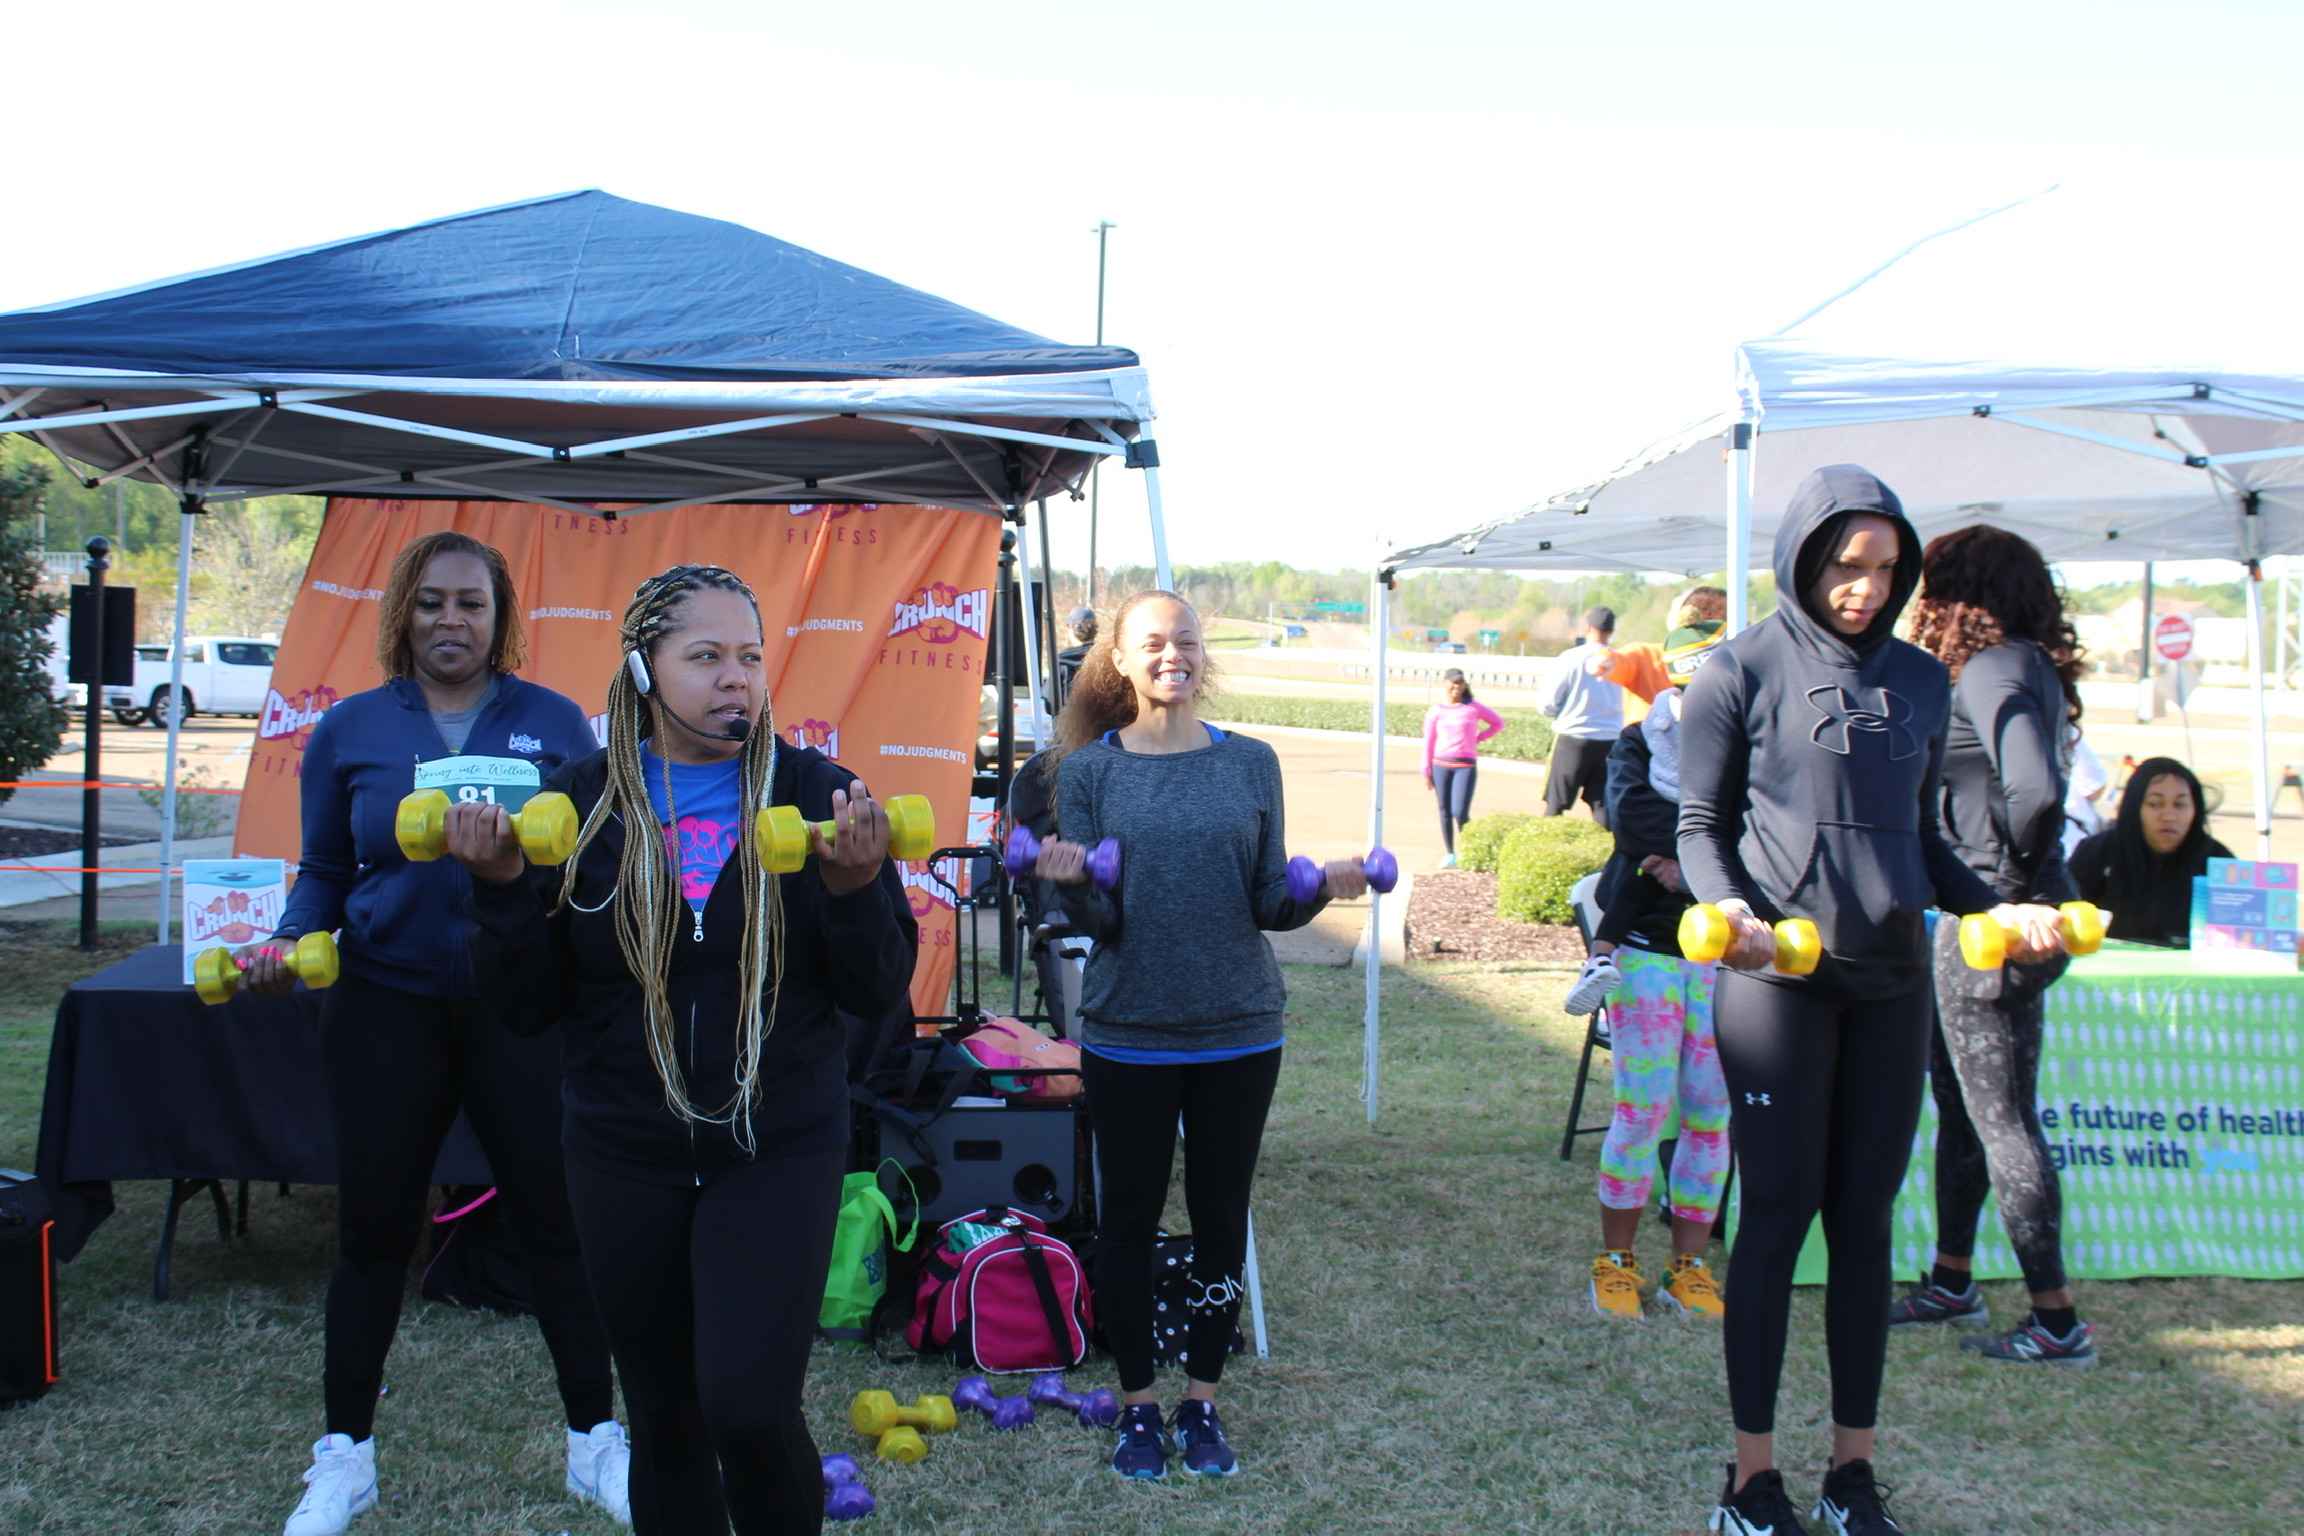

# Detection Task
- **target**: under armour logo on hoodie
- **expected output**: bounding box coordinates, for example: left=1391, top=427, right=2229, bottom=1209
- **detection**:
left=1804, top=684, right=1918, bottom=761
left=1745, top=1092, right=1771, bottom=1107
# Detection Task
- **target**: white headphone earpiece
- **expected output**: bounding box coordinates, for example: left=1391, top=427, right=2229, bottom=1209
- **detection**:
left=625, top=650, right=652, bottom=696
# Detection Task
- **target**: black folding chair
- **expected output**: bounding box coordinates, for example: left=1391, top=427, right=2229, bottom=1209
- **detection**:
left=1558, top=872, right=1614, bottom=1161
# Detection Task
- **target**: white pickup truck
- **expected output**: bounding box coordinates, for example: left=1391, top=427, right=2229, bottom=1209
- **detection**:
left=105, top=636, right=278, bottom=727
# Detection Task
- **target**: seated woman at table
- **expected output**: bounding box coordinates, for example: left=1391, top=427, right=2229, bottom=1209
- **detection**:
left=235, top=531, right=624, bottom=1536
left=454, top=564, right=918, bottom=1533
left=2067, top=755, right=2234, bottom=947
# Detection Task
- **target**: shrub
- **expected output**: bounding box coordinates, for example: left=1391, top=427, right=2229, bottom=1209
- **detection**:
left=138, top=759, right=234, bottom=840
left=1204, top=694, right=1555, bottom=762
left=1495, top=816, right=1613, bottom=925
left=0, top=460, right=67, bottom=810
left=1456, top=812, right=1534, bottom=873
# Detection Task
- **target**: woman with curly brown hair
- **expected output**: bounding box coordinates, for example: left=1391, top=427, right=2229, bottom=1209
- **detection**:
left=1890, top=525, right=2097, bottom=1369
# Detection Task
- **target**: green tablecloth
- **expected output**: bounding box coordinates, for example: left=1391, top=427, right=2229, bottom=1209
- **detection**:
left=1790, top=942, right=2304, bottom=1283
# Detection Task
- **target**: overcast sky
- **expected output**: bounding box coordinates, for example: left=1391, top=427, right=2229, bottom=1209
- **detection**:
left=6, top=0, right=2297, bottom=583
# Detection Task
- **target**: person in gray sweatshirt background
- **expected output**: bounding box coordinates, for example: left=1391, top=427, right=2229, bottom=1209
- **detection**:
left=1033, top=589, right=1368, bottom=1484
left=1539, top=605, right=1623, bottom=826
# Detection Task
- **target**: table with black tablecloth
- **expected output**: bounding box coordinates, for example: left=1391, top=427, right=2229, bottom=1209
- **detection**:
left=35, top=944, right=491, bottom=1297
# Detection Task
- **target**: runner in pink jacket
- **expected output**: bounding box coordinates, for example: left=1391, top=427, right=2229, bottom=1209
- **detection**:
left=1422, top=669, right=1506, bottom=867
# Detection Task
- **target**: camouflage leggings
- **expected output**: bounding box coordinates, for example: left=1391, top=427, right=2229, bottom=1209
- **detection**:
left=1929, top=919, right=2070, bottom=1294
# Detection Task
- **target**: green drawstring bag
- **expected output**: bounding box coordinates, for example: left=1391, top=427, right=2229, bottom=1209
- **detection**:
left=820, top=1161, right=916, bottom=1338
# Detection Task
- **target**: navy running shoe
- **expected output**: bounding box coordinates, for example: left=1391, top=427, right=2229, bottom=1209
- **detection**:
left=1709, top=1463, right=1811, bottom=1535
left=1108, top=1403, right=1171, bottom=1481
left=1962, top=1312, right=2099, bottom=1368
left=1814, top=1458, right=1904, bottom=1533
left=1172, top=1399, right=1240, bottom=1478
left=1885, top=1271, right=1989, bottom=1329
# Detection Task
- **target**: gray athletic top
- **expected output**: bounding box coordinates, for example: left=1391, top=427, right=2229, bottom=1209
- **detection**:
left=430, top=676, right=500, bottom=753
left=1052, top=729, right=1330, bottom=1054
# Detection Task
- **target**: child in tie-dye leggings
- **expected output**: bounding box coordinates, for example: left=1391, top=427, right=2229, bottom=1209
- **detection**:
left=1590, top=943, right=1729, bottom=1319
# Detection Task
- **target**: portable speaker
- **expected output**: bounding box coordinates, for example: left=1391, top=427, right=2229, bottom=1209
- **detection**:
left=878, top=1103, right=1081, bottom=1231
left=0, top=1175, right=59, bottom=1405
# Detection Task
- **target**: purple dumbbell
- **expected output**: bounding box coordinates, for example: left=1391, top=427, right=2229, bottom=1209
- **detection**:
left=1004, top=825, right=1121, bottom=890
left=1026, top=1372, right=1121, bottom=1428
left=822, top=1453, right=875, bottom=1521
left=1285, top=845, right=1399, bottom=903
left=954, top=1374, right=1036, bottom=1430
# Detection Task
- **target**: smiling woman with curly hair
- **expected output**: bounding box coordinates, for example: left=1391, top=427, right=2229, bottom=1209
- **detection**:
left=1894, top=525, right=2100, bottom=1373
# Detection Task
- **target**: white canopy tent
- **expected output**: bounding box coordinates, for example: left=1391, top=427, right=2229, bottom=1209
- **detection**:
left=1360, top=182, right=2304, bottom=1122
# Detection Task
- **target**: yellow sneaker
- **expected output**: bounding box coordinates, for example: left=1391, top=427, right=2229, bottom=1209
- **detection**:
left=1589, top=1251, right=1644, bottom=1319
left=1663, top=1253, right=1725, bottom=1319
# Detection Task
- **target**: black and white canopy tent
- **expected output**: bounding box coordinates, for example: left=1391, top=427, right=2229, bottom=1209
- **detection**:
left=0, top=190, right=1166, bottom=929
left=1359, top=182, right=2304, bottom=1122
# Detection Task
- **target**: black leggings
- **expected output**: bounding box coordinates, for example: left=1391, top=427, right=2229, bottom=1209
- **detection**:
left=1930, top=921, right=2070, bottom=1294
left=1713, top=972, right=1930, bottom=1435
left=565, top=1110, right=847, bottom=1536
left=1083, top=1046, right=1280, bottom=1394
left=321, top=973, right=612, bottom=1441
left=1433, top=763, right=1477, bottom=853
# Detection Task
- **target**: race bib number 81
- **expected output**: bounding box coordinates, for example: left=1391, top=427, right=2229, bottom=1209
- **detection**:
left=413, top=755, right=543, bottom=815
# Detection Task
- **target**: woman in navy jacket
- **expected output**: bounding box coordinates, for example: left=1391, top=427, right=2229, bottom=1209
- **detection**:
left=238, top=530, right=624, bottom=1536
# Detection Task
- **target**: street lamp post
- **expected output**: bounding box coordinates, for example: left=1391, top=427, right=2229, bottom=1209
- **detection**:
left=1087, top=219, right=1113, bottom=609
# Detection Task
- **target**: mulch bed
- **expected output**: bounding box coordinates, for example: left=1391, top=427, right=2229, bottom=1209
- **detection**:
left=1405, top=869, right=1587, bottom=965
left=0, top=825, right=140, bottom=859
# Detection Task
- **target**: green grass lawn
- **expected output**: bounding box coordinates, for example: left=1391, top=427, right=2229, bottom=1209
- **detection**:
left=1, top=924, right=2299, bottom=1533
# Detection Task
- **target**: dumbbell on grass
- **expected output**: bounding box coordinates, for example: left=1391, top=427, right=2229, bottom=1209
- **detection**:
left=395, top=789, right=580, bottom=867
left=821, top=1453, right=876, bottom=1522
left=1284, top=846, right=1399, bottom=903
left=1677, top=905, right=1823, bottom=976
left=1959, top=901, right=2111, bottom=970
left=954, top=1375, right=1036, bottom=1430
left=757, top=795, right=937, bottom=874
left=1003, top=825, right=1121, bottom=890
left=850, top=1390, right=956, bottom=1462
left=1025, top=1373, right=1121, bottom=1428
left=194, top=932, right=341, bottom=1005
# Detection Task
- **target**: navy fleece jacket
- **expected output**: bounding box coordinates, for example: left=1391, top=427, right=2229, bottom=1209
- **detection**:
left=275, top=673, right=596, bottom=997
left=1675, top=465, right=1999, bottom=999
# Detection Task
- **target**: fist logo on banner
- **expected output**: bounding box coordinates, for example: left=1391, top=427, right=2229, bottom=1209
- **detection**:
left=788, top=718, right=841, bottom=760
left=258, top=685, right=340, bottom=747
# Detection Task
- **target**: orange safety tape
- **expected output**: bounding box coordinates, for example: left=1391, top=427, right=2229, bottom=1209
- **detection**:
left=0, top=866, right=176, bottom=875
left=0, top=780, right=241, bottom=794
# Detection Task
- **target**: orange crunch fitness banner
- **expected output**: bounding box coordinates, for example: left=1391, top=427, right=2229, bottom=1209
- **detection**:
left=234, top=497, right=1004, bottom=1018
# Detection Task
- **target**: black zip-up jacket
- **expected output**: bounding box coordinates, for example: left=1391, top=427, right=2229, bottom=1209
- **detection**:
left=1939, top=641, right=2077, bottom=905
left=1592, top=719, right=1694, bottom=955
left=1676, top=465, right=1999, bottom=999
left=468, top=745, right=919, bottom=1179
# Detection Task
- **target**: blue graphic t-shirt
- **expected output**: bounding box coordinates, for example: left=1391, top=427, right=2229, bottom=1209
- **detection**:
left=640, top=746, right=745, bottom=911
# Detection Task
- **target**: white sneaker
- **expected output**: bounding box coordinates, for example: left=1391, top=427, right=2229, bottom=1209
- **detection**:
left=568, top=1420, right=633, bottom=1526
left=283, top=1434, right=377, bottom=1536
left=1563, top=953, right=1621, bottom=1016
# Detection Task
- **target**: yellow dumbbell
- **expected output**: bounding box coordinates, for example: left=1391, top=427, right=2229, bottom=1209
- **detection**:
left=850, top=1390, right=956, bottom=1462
left=1959, top=901, right=2111, bottom=970
left=1678, top=903, right=1823, bottom=976
left=755, top=794, right=938, bottom=874
left=395, top=789, right=580, bottom=867
left=193, top=931, right=340, bottom=1005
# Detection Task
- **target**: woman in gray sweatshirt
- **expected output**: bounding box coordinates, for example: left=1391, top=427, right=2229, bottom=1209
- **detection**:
left=1034, top=589, right=1367, bottom=1483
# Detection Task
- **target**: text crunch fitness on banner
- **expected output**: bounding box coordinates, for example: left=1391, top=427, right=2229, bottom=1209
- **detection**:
left=1788, top=945, right=2304, bottom=1283
left=234, top=497, right=1005, bottom=1018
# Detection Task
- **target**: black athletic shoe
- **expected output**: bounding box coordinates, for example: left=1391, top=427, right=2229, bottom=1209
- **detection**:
left=1813, top=1459, right=1903, bottom=1533
left=1172, top=1399, right=1240, bottom=1477
left=1108, top=1403, right=1171, bottom=1481
left=1709, top=1463, right=1811, bottom=1535
left=1962, top=1312, right=2099, bottom=1368
left=1885, top=1271, right=1989, bottom=1329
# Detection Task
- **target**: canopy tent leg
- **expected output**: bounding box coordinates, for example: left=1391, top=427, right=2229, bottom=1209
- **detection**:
left=1013, top=505, right=1051, bottom=754
left=2247, top=560, right=2274, bottom=860
left=156, top=454, right=203, bottom=943
left=1723, top=422, right=1755, bottom=634
left=1034, top=497, right=1063, bottom=710
left=1134, top=441, right=1173, bottom=591
left=1362, top=567, right=1390, bottom=1125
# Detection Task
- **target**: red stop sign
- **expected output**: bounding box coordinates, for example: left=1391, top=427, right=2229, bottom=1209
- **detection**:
left=2154, top=613, right=2194, bottom=662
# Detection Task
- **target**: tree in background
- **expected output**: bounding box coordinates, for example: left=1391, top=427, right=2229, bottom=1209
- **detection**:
left=0, top=456, right=68, bottom=809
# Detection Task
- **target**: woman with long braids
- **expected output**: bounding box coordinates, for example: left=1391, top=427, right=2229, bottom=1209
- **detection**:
left=1676, top=467, right=2070, bottom=1536
left=456, top=565, right=918, bottom=1534
left=237, top=531, right=624, bottom=1536
left=1892, top=528, right=2098, bottom=1367
left=1036, top=589, right=1366, bottom=1481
